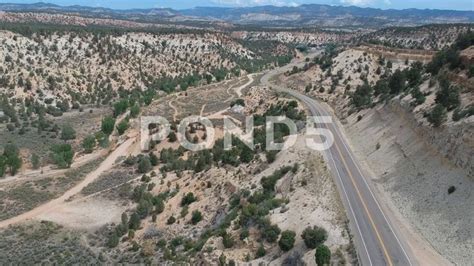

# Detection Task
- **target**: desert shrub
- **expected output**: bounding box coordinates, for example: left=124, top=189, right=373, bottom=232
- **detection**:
left=113, top=99, right=128, bottom=117
left=1, top=144, right=22, bottom=175
left=167, top=216, right=176, bottom=225
left=240, top=228, right=249, bottom=240
left=256, top=244, right=266, bottom=258
left=130, top=104, right=140, bottom=118
left=136, top=199, right=153, bottom=218
left=222, top=232, right=234, bottom=248
left=428, top=104, right=447, bottom=127
left=129, top=212, right=141, bottom=230
left=137, top=156, right=152, bottom=173
left=82, top=135, right=96, bottom=153
left=181, top=192, right=197, bottom=206
left=410, top=86, right=425, bottom=105
left=155, top=198, right=165, bottom=214
left=107, top=232, right=119, bottom=248
left=31, top=153, right=40, bottom=169
left=302, top=226, right=328, bottom=249
left=50, top=144, right=74, bottom=168
left=351, top=82, right=373, bottom=108
left=315, top=244, right=331, bottom=266
left=60, top=124, right=76, bottom=141
left=95, top=131, right=109, bottom=148
left=101, top=116, right=116, bottom=135
left=261, top=166, right=292, bottom=192
left=435, top=77, right=460, bottom=111
left=279, top=230, right=296, bottom=251
left=388, top=69, right=405, bottom=94
left=191, top=210, right=203, bottom=225
left=261, top=222, right=281, bottom=243
left=116, top=120, right=129, bottom=135
left=265, top=150, right=278, bottom=163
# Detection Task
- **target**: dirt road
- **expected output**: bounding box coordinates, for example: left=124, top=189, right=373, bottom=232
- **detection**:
left=0, top=137, right=136, bottom=228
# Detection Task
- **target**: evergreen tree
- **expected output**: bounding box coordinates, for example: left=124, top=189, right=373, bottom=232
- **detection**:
left=315, top=245, right=331, bottom=266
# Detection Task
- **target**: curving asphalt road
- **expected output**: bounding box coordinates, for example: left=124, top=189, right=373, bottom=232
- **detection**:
left=261, top=53, right=414, bottom=266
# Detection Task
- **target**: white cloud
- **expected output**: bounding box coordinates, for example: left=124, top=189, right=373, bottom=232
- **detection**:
left=211, top=0, right=299, bottom=7
left=339, top=0, right=374, bottom=6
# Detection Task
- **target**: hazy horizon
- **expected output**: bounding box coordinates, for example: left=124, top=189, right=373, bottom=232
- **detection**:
left=0, top=0, right=472, bottom=11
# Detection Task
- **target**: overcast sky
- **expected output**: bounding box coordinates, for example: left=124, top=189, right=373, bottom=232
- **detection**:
left=0, top=0, right=472, bottom=11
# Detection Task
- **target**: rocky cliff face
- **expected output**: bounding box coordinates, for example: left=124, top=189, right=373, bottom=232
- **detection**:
left=390, top=98, right=473, bottom=177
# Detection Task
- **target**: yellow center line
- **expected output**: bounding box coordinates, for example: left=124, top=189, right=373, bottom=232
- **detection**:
left=332, top=137, right=394, bottom=266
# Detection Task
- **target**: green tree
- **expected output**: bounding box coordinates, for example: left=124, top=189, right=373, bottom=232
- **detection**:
left=155, top=198, right=165, bottom=214
left=279, top=230, right=296, bottom=251
left=3, top=144, right=22, bottom=176
left=101, top=116, right=116, bottom=135
left=240, top=228, right=249, bottom=240
left=411, top=87, right=425, bottom=106
left=181, top=192, right=197, bottom=206
left=51, top=144, right=74, bottom=168
left=0, top=155, right=6, bottom=177
left=262, top=223, right=281, bottom=243
left=302, top=226, right=328, bottom=249
left=265, top=150, right=278, bottom=163
left=137, top=199, right=153, bottom=218
left=315, top=245, right=331, bottom=266
left=116, top=120, right=129, bottom=135
left=31, top=153, right=40, bottom=169
left=113, top=99, right=128, bottom=117
left=121, top=212, right=128, bottom=226
left=167, top=216, right=176, bottom=225
left=388, top=69, right=405, bottom=95
left=107, top=232, right=119, bottom=248
left=137, top=156, right=152, bottom=173
left=191, top=210, right=203, bottom=225
left=82, top=135, right=96, bottom=153
left=239, top=146, right=254, bottom=163
left=222, top=232, right=234, bottom=248
left=256, top=244, right=266, bottom=258
left=95, top=131, right=109, bottom=148
left=130, top=104, right=140, bottom=118
left=351, top=82, right=373, bottom=108
left=60, top=124, right=76, bottom=141
left=435, top=78, right=460, bottom=111
left=129, top=212, right=141, bottom=230
left=428, top=104, right=447, bottom=127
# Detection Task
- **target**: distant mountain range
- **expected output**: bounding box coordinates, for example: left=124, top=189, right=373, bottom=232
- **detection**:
left=0, top=2, right=473, bottom=28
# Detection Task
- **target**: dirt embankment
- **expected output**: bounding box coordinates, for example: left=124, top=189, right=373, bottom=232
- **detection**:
left=342, top=99, right=473, bottom=265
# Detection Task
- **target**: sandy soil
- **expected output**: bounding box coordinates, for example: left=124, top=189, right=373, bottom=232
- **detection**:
left=36, top=198, right=128, bottom=230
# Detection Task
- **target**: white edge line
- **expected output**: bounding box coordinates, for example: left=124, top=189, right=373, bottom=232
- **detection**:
left=316, top=101, right=413, bottom=266
left=305, top=95, right=374, bottom=266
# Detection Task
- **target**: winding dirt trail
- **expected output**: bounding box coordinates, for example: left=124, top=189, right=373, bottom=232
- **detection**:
left=234, top=73, right=255, bottom=97
left=0, top=151, right=104, bottom=185
left=0, top=137, right=136, bottom=228
left=169, top=98, right=179, bottom=121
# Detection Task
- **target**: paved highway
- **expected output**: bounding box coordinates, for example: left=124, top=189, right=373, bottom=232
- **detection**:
left=261, top=54, right=414, bottom=266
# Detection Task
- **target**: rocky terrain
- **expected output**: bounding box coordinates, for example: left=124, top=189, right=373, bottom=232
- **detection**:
left=359, top=24, right=473, bottom=50
left=232, top=29, right=359, bottom=47
left=0, top=5, right=472, bottom=265
left=0, top=82, right=355, bottom=265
